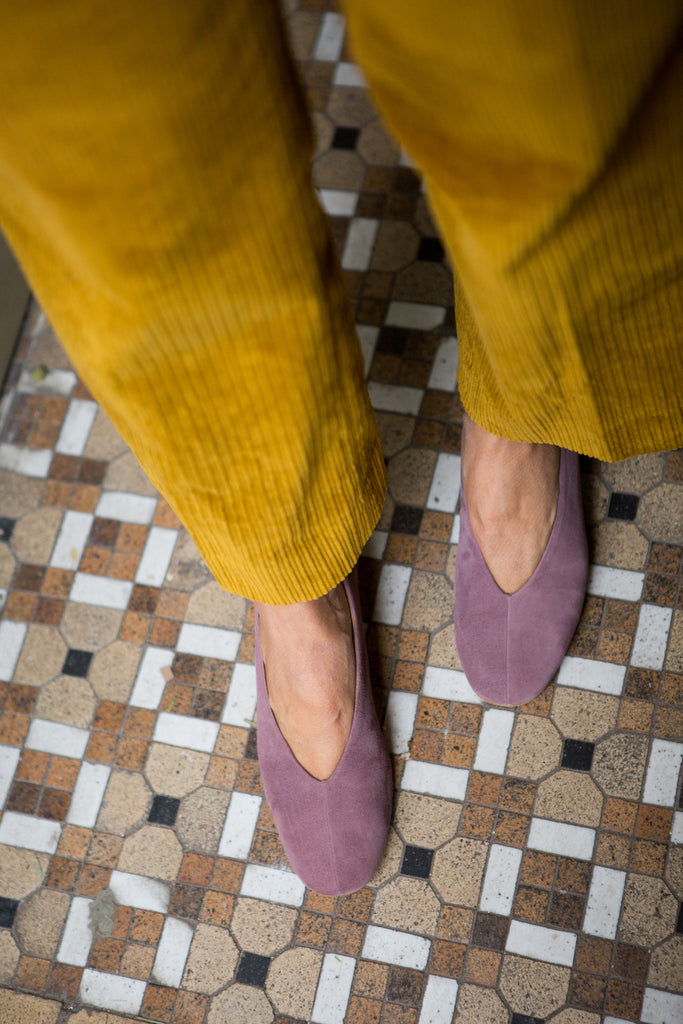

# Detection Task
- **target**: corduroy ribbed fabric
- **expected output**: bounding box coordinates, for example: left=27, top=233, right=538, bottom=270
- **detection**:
left=344, top=0, right=683, bottom=459
left=0, top=0, right=386, bottom=603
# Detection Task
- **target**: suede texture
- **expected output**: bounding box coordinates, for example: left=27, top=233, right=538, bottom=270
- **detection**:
left=255, top=571, right=393, bottom=895
left=454, top=449, right=588, bottom=705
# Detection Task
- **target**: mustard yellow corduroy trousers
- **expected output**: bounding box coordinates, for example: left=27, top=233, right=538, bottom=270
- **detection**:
left=1, top=0, right=682, bottom=603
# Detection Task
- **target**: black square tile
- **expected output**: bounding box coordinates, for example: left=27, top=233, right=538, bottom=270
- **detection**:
left=236, top=952, right=270, bottom=987
left=148, top=795, right=180, bottom=826
left=417, top=236, right=445, bottom=262
left=561, top=738, right=595, bottom=772
left=608, top=492, right=639, bottom=520
left=391, top=505, right=423, bottom=535
left=677, top=902, right=683, bottom=935
left=0, top=896, right=19, bottom=928
left=245, top=729, right=258, bottom=760
left=62, top=649, right=93, bottom=677
left=401, top=845, right=433, bottom=879
left=332, top=126, right=360, bottom=150
left=472, top=912, right=509, bottom=951
left=511, top=1016, right=544, bottom=1024
left=0, top=517, right=15, bottom=542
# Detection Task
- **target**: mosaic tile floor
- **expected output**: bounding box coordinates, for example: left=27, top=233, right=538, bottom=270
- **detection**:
left=1, top=4, right=682, bottom=1023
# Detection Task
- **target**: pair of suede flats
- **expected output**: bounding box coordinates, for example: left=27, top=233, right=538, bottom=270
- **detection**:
left=255, top=570, right=393, bottom=896
left=454, top=447, right=589, bottom=706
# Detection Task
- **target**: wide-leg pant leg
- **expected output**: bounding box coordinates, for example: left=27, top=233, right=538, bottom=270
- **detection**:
left=344, top=0, right=683, bottom=460
left=0, top=0, right=386, bottom=603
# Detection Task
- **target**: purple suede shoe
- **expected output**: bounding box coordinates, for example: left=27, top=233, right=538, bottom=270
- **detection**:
left=454, top=448, right=588, bottom=705
left=255, top=570, right=393, bottom=895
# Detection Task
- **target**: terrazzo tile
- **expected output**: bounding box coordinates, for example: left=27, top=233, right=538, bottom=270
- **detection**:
left=96, top=770, right=151, bottom=835
left=0, top=991, right=61, bottom=1023
left=453, top=984, right=507, bottom=1024
left=506, top=715, right=562, bottom=779
left=394, top=792, right=461, bottom=847
left=618, top=874, right=678, bottom=946
left=35, top=676, right=96, bottom=728
left=372, top=877, right=440, bottom=935
left=175, top=786, right=230, bottom=854
left=206, top=984, right=274, bottom=1024
left=550, top=688, right=619, bottom=741
left=60, top=603, right=123, bottom=649
left=266, top=947, right=322, bottom=1017
left=535, top=771, right=603, bottom=827
left=230, top=898, right=297, bottom=955
left=592, top=732, right=649, bottom=799
left=144, top=743, right=209, bottom=798
left=118, top=824, right=183, bottom=881
left=0, top=930, right=20, bottom=983
left=14, top=888, right=70, bottom=959
left=181, top=923, right=239, bottom=994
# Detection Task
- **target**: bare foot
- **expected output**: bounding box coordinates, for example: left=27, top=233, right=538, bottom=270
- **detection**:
left=256, top=582, right=356, bottom=781
left=461, top=414, right=560, bottom=594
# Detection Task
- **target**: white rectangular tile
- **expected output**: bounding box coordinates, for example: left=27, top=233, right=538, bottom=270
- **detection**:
left=240, top=864, right=306, bottom=907
left=18, top=367, right=76, bottom=395
left=26, top=719, right=89, bottom=759
left=70, top=572, right=133, bottom=610
left=631, top=604, right=673, bottom=669
left=129, top=646, right=174, bottom=709
left=109, top=871, right=170, bottom=913
left=95, top=491, right=156, bottom=525
left=367, top=381, right=424, bottom=416
left=587, top=565, right=644, bottom=601
left=219, top=792, right=262, bottom=859
left=0, top=620, right=27, bottom=681
left=318, top=188, right=358, bottom=217
left=332, top=61, right=367, bottom=87
left=423, top=666, right=481, bottom=704
left=427, top=453, right=461, bottom=513
left=383, top=691, right=418, bottom=755
left=604, top=1019, right=632, bottom=1024
left=362, top=529, right=388, bottom=560
left=418, top=975, right=459, bottom=1024
left=55, top=399, right=97, bottom=456
left=177, top=622, right=241, bottom=661
left=0, top=811, right=61, bottom=853
left=401, top=760, right=468, bottom=801
left=342, top=217, right=379, bottom=271
left=480, top=844, right=523, bottom=916
left=67, top=763, right=111, bottom=828
left=473, top=708, right=514, bottom=775
left=79, top=970, right=145, bottom=1015
left=57, top=896, right=93, bottom=966
left=151, top=916, right=194, bottom=988
left=427, top=337, right=459, bottom=392
left=372, top=563, right=411, bottom=625
left=153, top=712, right=219, bottom=753
left=642, top=738, right=683, bottom=807
left=506, top=920, right=576, bottom=967
left=583, top=866, right=626, bottom=939
left=528, top=818, right=595, bottom=861
left=50, top=510, right=93, bottom=570
left=556, top=656, right=626, bottom=695
left=313, top=10, right=345, bottom=60
left=450, top=514, right=461, bottom=544
left=640, top=988, right=683, bottom=1024
left=0, top=443, right=52, bottom=477
left=362, top=925, right=430, bottom=970
left=386, top=301, right=446, bottom=331
left=311, top=953, right=356, bottom=1024
left=0, top=745, right=20, bottom=808
left=357, top=324, right=379, bottom=377
left=671, top=811, right=683, bottom=844
left=135, top=526, right=178, bottom=586
left=221, top=663, right=257, bottom=728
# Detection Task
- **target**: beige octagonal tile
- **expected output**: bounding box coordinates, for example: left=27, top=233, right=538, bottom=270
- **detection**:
left=600, top=453, right=666, bottom=492
left=14, top=888, right=70, bottom=959
left=145, top=743, right=209, bottom=798
left=636, top=483, right=683, bottom=544
left=375, top=411, right=416, bottom=461
left=207, top=985, right=273, bottom=1024
left=165, top=530, right=212, bottom=590
left=507, top=715, right=562, bottom=780
left=592, top=732, right=649, bottom=799
left=118, top=825, right=183, bottom=881
left=666, top=845, right=683, bottom=899
left=13, top=624, right=66, bottom=685
left=550, top=689, right=619, bottom=741
left=430, top=624, right=461, bottom=670
left=432, top=837, right=487, bottom=906
left=103, top=450, right=157, bottom=495
left=89, top=641, right=142, bottom=702
left=618, top=874, right=678, bottom=946
left=453, top=984, right=507, bottom=1024
left=388, top=449, right=438, bottom=508
left=266, top=947, right=322, bottom=1019
left=230, top=898, right=297, bottom=956
left=83, top=406, right=127, bottom=461
left=11, top=507, right=63, bottom=565
left=183, top=923, right=239, bottom=994
left=185, top=582, right=247, bottom=629
left=0, top=930, right=19, bottom=984
left=367, top=827, right=403, bottom=887
left=0, top=991, right=61, bottom=1024
left=403, top=570, right=453, bottom=632
left=534, top=771, right=603, bottom=827
left=60, top=604, right=123, bottom=650
left=499, top=955, right=570, bottom=1018
left=0, top=471, right=43, bottom=518
left=394, top=792, right=461, bottom=847
left=35, top=676, right=96, bottom=728
left=372, top=876, right=440, bottom=934
left=647, top=935, right=683, bottom=992
left=549, top=1011, right=601, bottom=1024
left=175, top=786, right=231, bottom=854
left=371, top=220, right=420, bottom=273
left=97, top=770, right=151, bottom=835
left=588, top=521, right=648, bottom=570
left=0, top=847, right=49, bottom=898
left=0, top=544, right=15, bottom=589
